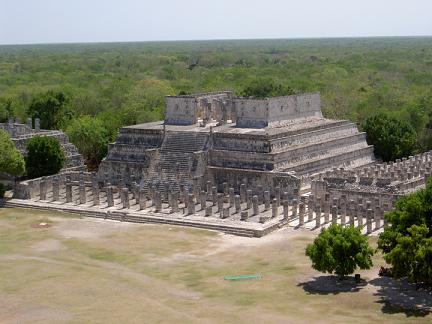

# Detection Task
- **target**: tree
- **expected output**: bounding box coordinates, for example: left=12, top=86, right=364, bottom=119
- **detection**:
left=122, top=80, right=175, bottom=124
left=239, top=78, right=295, bottom=98
left=0, top=130, right=25, bottom=176
left=306, top=224, right=374, bottom=279
left=27, top=90, right=69, bottom=130
left=362, top=113, right=417, bottom=162
left=65, top=116, right=110, bottom=170
left=26, top=136, right=65, bottom=178
left=378, top=179, right=432, bottom=285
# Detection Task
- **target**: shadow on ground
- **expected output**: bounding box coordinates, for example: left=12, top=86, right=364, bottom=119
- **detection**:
left=297, top=275, right=367, bottom=295
left=369, top=277, right=432, bottom=317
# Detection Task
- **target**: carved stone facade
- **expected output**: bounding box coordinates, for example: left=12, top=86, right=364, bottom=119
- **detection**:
left=98, top=91, right=374, bottom=195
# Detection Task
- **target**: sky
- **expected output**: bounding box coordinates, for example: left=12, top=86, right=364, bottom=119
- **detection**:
left=0, top=0, right=431, bottom=45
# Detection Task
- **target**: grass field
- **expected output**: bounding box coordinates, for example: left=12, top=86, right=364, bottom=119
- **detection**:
left=0, top=208, right=430, bottom=323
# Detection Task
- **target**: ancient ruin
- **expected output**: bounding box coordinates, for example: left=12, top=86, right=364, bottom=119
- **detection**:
left=1, top=117, right=86, bottom=173
left=7, top=91, right=430, bottom=237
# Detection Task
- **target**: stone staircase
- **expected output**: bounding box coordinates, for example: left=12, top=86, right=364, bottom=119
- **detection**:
left=143, top=131, right=210, bottom=193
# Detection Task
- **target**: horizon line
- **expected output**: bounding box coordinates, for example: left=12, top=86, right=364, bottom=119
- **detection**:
left=1, top=34, right=432, bottom=47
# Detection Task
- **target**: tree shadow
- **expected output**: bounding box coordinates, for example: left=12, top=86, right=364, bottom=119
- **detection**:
left=369, top=277, right=431, bottom=317
left=297, top=275, right=367, bottom=295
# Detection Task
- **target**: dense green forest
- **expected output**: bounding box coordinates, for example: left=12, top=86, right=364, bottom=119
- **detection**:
left=1, top=37, right=431, bottom=165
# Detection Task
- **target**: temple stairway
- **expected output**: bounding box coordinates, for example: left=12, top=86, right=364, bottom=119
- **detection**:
left=143, top=131, right=209, bottom=192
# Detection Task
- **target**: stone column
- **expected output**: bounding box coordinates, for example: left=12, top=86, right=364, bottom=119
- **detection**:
left=331, top=206, right=338, bottom=225
left=106, top=185, right=114, bottom=207
left=274, top=186, right=281, bottom=206
left=217, top=193, right=224, bottom=216
left=79, top=179, right=86, bottom=205
left=292, top=199, right=298, bottom=219
left=246, top=190, right=253, bottom=209
left=35, top=118, right=40, bottom=131
left=65, top=183, right=72, bottom=203
left=222, top=207, right=230, bottom=219
left=39, top=178, right=47, bottom=201
left=375, top=206, right=382, bottom=229
left=139, top=189, right=147, bottom=210
left=206, top=181, right=212, bottom=195
left=171, top=192, right=179, bottom=213
left=257, top=185, right=263, bottom=203
left=307, top=194, right=314, bottom=222
left=121, top=188, right=130, bottom=209
left=92, top=181, right=100, bottom=206
left=383, top=203, right=389, bottom=226
left=315, top=203, right=321, bottom=228
left=212, top=186, right=218, bottom=206
left=283, top=200, right=289, bottom=222
left=271, top=198, right=278, bottom=218
left=252, top=195, right=259, bottom=216
left=366, top=209, right=373, bottom=234
left=234, top=195, right=241, bottom=214
left=357, top=204, right=363, bottom=229
left=155, top=191, right=162, bottom=212
left=264, top=191, right=270, bottom=211
left=52, top=177, right=59, bottom=202
left=223, top=182, right=229, bottom=196
left=324, top=194, right=330, bottom=223
left=240, top=211, right=248, bottom=221
left=340, top=196, right=346, bottom=226
left=298, top=202, right=305, bottom=226
left=205, top=206, right=212, bottom=217
left=187, top=194, right=195, bottom=215
left=229, top=188, right=235, bottom=207
left=200, top=191, right=207, bottom=210
left=349, top=200, right=355, bottom=226
left=240, top=183, right=246, bottom=203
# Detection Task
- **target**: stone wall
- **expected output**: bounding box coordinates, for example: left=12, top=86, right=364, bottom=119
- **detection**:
left=233, top=92, right=321, bottom=128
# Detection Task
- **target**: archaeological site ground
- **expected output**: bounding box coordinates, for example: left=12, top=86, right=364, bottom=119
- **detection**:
left=0, top=208, right=430, bottom=323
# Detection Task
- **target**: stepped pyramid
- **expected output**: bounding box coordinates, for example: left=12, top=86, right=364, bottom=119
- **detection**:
left=98, top=91, right=375, bottom=194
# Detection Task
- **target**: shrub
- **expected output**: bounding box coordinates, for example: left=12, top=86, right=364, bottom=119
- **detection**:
left=26, top=136, right=65, bottom=178
left=306, top=224, right=374, bottom=279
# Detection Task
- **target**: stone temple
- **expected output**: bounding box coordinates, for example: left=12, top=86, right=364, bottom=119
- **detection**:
left=98, top=91, right=375, bottom=194
left=13, top=91, right=431, bottom=237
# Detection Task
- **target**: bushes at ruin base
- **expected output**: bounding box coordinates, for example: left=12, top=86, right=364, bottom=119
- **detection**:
left=0, top=130, right=25, bottom=177
left=362, top=113, right=417, bottom=162
left=25, top=136, right=65, bottom=179
left=306, top=224, right=374, bottom=279
left=378, top=179, right=432, bottom=285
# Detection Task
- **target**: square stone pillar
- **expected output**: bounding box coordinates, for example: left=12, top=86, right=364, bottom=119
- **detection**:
left=234, top=195, right=241, bottom=214
left=292, top=199, right=298, bottom=219
left=264, top=191, right=270, bottom=211
left=240, top=184, right=246, bottom=203
left=39, top=178, right=47, bottom=201
left=252, top=195, right=259, bottom=216
left=139, top=189, right=147, bottom=210
left=79, top=179, right=86, bottom=205
left=106, top=185, right=114, bottom=207
left=331, top=206, right=338, bottom=225
left=52, top=177, right=59, bottom=202
left=121, top=188, right=130, bottom=209
left=271, top=198, right=278, bottom=218
left=298, top=202, right=305, bottom=226
left=92, top=182, right=100, bottom=206
left=229, top=188, right=235, bottom=207
left=307, top=194, right=314, bottom=222
left=65, top=183, right=73, bottom=203
left=240, top=210, right=249, bottom=221
left=200, top=191, right=207, bottom=210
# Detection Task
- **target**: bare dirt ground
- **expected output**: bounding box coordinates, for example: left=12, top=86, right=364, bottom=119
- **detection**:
left=0, top=208, right=430, bottom=323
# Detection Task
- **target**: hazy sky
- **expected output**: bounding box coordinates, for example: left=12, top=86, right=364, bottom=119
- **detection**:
left=1, top=0, right=431, bottom=45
